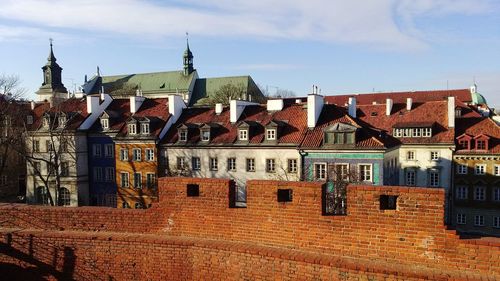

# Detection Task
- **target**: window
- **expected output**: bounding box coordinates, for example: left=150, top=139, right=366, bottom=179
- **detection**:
left=246, top=158, right=255, bottom=172
left=135, top=202, right=144, bottom=209
left=120, top=149, right=128, bottom=161
left=458, top=139, right=469, bottom=149
left=288, top=159, right=298, bottom=173
left=332, top=164, right=349, bottom=181
left=201, top=130, right=210, bottom=141
left=413, top=128, right=421, bottom=137
left=314, top=163, right=327, bottom=181
left=429, top=170, right=440, bottom=187
left=133, top=173, right=142, bottom=188
left=104, top=144, right=114, bottom=158
left=474, top=215, right=484, bottom=226
left=121, top=172, right=129, bottom=188
left=359, top=164, right=372, bottom=182
left=58, top=115, right=66, bottom=127
left=58, top=188, right=71, bottom=206
left=105, top=167, right=114, bottom=182
left=406, top=151, right=415, bottom=160
left=422, top=128, right=432, bottom=137
left=266, top=159, right=276, bottom=173
left=457, top=213, right=466, bottom=225
left=132, top=148, right=141, bottom=161
left=146, top=173, right=156, bottom=188
left=494, top=217, right=500, bottom=228
left=101, top=118, right=109, bottom=129
left=476, top=140, right=486, bottom=150
left=93, top=144, right=101, bottom=158
left=36, top=186, right=49, bottom=205
left=227, top=158, right=236, bottom=171
left=380, top=195, right=398, bottom=210
left=26, top=115, right=33, bottom=125
left=456, top=186, right=468, bottom=200
left=122, top=202, right=131, bottom=208
left=238, top=129, right=248, bottom=141
left=457, top=164, right=467, bottom=175
left=393, top=129, right=402, bottom=137
left=177, top=157, right=186, bottom=170
left=141, top=123, right=149, bottom=134
left=60, top=162, right=69, bottom=177
left=94, top=167, right=104, bottom=182
left=145, top=148, right=154, bottom=161
left=33, top=161, right=41, bottom=173
left=42, top=116, right=50, bottom=128
left=0, top=175, right=6, bottom=186
left=494, top=188, right=500, bottom=202
left=32, top=140, right=40, bottom=152
left=209, top=158, right=218, bottom=171
left=60, top=140, right=68, bottom=152
left=495, top=165, right=500, bottom=176
left=179, top=130, right=187, bottom=141
left=128, top=123, right=137, bottom=135
left=192, top=157, right=201, bottom=170
left=266, top=129, right=276, bottom=140
left=405, top=170, right=416, bottom=186
left=475, top=164, right=486, bottom=175
left=430, top=151, right=439, bottom=161
left=455, top=108, right=462, bottom=118
left=474, top=186, right=486, bottom=201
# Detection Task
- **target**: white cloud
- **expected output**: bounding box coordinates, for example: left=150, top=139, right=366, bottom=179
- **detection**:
left=0, top=0, right=495, bottom=50
left=233, top=63, right=301, bottom=71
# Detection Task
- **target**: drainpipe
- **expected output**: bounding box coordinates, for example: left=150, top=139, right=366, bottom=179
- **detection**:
left=298, top=149, right=308, bottom=181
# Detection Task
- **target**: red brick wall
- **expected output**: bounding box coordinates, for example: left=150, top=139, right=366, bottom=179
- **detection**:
left=0, top=177, right=499, bottom=280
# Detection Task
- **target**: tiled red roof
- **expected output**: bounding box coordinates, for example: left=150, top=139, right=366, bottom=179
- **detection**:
left=162, top=103, right=308, bottom=145
left=30, top=98, right=88, bottom=131
left=356, top=100, right=455, bottom=145
left=455, top=116, right=500, bottom=154
left=300, top=104, right=385, bottom=149
left=324, top=89, right=471, bottom=105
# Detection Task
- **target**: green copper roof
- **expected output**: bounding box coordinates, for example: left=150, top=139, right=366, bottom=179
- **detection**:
left=102, top=70, right=196, bottom=95
left=472, top=92, right=488, bottom=105
left=190, top=76, right=261, bottom=106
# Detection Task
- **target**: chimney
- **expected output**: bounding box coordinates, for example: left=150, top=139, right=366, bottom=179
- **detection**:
left=130, top=95, right=145, bottom=114
left=86, top=95, right=100, bottom=114
left=267, top=99, right=284, bottom=112
left=230, top=100, right=257, bottom=123
left=447, top=96, right=455, bottom=128
left=386, top=98, right=393, bottom=116
left=215, top=103, right=223, bottom=115
left=168, top=94, right=186, bottom=117
left=348, top=97, right=357, bottom=118
left=30, top=101, right=36, bottom=110
left=406, top=98, right=413, bottom=111
left=307, top=94, right=324, bottom=128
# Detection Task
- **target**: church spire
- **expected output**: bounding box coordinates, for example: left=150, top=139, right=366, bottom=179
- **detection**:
left=37, top=38, right=67, bottom=103
left=47, top=38, right=57, bottom=64
left=183, top=32, right=194, bottom=76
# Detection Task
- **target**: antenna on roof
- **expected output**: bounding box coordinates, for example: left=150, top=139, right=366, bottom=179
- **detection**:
left=447, top=80, right=449, bottom=90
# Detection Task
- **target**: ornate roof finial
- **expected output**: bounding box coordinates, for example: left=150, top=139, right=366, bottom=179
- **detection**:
left=47, top=38, right=56, bottom=63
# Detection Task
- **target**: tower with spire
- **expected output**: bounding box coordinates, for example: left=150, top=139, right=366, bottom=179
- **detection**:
left=37, top=39, right=68, bottom=104
left=183, top=34, right=194, bottom=76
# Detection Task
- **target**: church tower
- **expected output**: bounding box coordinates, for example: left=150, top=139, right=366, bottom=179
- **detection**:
left=36, top=39, right=68, bottom=104
left=183, top=38, right=194, bottom=76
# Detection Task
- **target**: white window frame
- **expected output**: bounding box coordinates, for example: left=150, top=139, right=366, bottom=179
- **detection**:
left=58, top=188, right=71, bottom=206
left=201, top=130, right=210, bottom=142
left=104, top=144, right=114, bottom=158
left=132, top=148, right=141, bottom=162
left=120, top=149, right=128, bottom=161
left=145, top=148, right=154, bottom=161
left=209, top=157, right=218, bottom=171
left=101, top=118, right=109, bottom=129
left=430, top=151, right=439, bottom=161
left=93, top=144, right=101, bottom=158
left=406, top=151, right=415, bottom=160
left=474, top=186, right=486, bottom=201
left=474, top=215, right=485, bottom=227
left=422, top=128, right=432, bottom=137
left=179, top=130, right=187, bottom=141
left=239, top=129, right=248, bottom=141
left=288, top=159, right=298, bottom=173
left=141, top=123, right=149, bottom=134
left=266, top=158, right=276, bottom=173
left=192, top=157, right=201, bottom=170
left=456, top=213, right=466, bottom=225
left=133, top=172, right=142, bottom=189
left=475, top=164, right=486, bottom=175
left=227, top=158, right=236, bottom=172
left=314, top=163, right=327, bottom=181
left=146, top=173, right=156, bottom=188
left=177, top=157, right=186, bottom=170
left=128, top=123, right=137, bottom=135
left=456, top=186, right=468, bottom=200
left=393, top=129, right=402, bottom=137
left=121, top=172, right=129, bottom=188
left=457, top=164, right=467, bottom=175
left=359, top=164, right=372, bottom=182
left=266, top=129, right=276, bottom=140
left=246, top=158, right=255, bottom=172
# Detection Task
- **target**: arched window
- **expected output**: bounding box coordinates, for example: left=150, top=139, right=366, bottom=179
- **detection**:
left=36, top=186, right=49, bottom=205
left=58, top=187, right=71, bottom=206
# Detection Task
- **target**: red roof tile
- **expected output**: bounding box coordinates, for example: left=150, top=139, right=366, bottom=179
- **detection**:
left=455, top=116, right=500, bottom=154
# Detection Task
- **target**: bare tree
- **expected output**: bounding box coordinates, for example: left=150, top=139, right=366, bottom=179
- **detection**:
left=197, top=83, right=247, bottom=106
left=0, top=74, right=27, bottom=99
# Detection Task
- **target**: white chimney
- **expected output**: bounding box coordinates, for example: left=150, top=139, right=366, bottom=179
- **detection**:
left=447, top=96, right=455, bottom=128
left=215, top=103, right=223, bottom=115
left=30, top=101, right=36, bottom=110
left=386, top=98, right=393, bottom=116
left=168, top=95, right=186, bottom=116
left=406, top=98, right=413, bottom=111
left=307, top=94, right=324, bottom=128
left=86, top=95, right=100, bottom=114
left=267, top=99, right=284, bottom=112
left=348, top=97, right=357, bottom=118
left=230, top=100, right=257, bottom=123
left=130, top=96, right=145, bottom=114
left=295, top=99, right=302, bottom=104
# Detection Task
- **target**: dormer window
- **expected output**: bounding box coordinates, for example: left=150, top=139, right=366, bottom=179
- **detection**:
left=266, top=129, right=276, bottom=140
left=324, top=123, right=357, bottom=145
left=201, top=130, right=210, bottom=141
left=393, top=123, right=433, bottom=138
left=42, top=115, right=50, bottom=128
left=474, top=134, right=490, bottom=151
left=128, top=123, right=137, bottom=135
left=101, top=118, right=109, bottom=130
left=141, top=122, right=149, bottom=135
left=179, top=130, right=187, bottom=141
left=455, top=108, right=462, bottom=118
left=26, top=115, right=33, bottom=125
left=58, top=114, right=67, bottom=128
left=459, top=139, right=469, bottom=149
left=239, top=129, right=248, bottom=141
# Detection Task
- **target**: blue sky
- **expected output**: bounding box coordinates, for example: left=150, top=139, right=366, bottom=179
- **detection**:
left=0, top=0, right=499, bottom=106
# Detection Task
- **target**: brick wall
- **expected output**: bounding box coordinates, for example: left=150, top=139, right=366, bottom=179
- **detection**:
left=0, top=177, right=499, bottom=280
